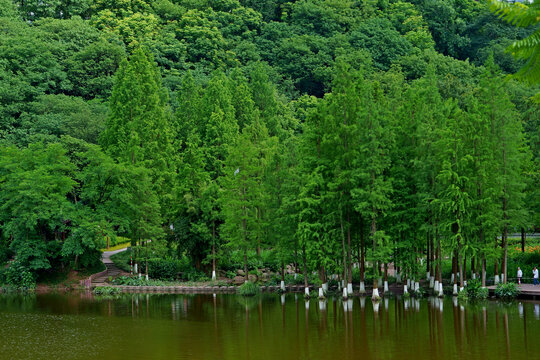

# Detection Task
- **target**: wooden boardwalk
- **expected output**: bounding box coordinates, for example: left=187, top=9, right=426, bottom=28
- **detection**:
left=487, top=284, right=540, bottom=298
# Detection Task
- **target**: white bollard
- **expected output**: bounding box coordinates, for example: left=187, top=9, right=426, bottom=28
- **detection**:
left=359, top=281, right=366, bottom=294
left=347, top=282, right=353, bottom=296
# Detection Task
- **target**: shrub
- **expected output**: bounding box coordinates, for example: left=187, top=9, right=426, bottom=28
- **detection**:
left=112, top=276, right=167, bottom=286
left=465, top=279, right=488, bottom=300
left=2, top=261, right=35, bottom=290
left=93, top=286, right=121, bottom=295
left=494, top=282, right=520, bottom=299
left=147, top=258, right=178, bottom=280
left=238, top=281, right=260, bottom=296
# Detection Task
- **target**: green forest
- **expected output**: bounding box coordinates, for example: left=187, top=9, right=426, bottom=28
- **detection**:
left=0, top=0, right=538, bottom=292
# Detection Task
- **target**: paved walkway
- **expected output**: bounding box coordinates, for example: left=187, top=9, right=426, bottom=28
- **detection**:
left=91, top=247, right=129, bottom=286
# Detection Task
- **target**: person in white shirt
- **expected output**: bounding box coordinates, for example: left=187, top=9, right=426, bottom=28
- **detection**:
left=533, top=267, right=539, bottom=286
left=517, top=267, right=523, bottom=284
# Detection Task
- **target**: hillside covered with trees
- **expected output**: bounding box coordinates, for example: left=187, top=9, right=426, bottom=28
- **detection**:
left=0, top=0, right=538, bottom=291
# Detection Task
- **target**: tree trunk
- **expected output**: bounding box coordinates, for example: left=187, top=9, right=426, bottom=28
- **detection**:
left=244, top=248, right=248, bottom=283
left=521, top=227, right=526, bottom=253
left=212, top=222, right=216, bottom=279
left=303, top=244, right=308, bottom=288
left=360, top=221, right=365, bottom=282
left=347, top=213, right=352, bottom=285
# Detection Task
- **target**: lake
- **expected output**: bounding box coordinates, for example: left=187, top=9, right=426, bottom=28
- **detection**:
left=0, top=292, right=538, bottom=360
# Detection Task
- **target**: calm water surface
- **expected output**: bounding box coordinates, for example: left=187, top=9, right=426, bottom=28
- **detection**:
left=0, top=292, right=538, bottom=360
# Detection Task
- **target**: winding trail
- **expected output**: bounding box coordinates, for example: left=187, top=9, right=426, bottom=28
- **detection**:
left=91, top=247, right=129, bottom=286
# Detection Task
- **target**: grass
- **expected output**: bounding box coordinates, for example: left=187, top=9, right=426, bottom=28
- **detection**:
left=100, top=241, right=131, bottom=252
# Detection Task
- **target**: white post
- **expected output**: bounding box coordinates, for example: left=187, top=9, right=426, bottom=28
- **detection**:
left=212, top=270, right=216, bottom=281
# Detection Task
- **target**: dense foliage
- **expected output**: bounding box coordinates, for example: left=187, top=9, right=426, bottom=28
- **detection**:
left=0, top=0, right=538, bottom=289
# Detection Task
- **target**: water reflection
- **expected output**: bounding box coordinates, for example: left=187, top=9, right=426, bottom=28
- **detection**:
left=0, top=293, right=538, bottom=360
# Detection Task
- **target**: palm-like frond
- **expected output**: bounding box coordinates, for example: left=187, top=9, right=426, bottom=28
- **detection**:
left=487, top=0, right=540, bottom=86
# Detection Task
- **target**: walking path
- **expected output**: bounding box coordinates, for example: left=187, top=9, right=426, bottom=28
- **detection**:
left=90, top=248, right=129, bottom=286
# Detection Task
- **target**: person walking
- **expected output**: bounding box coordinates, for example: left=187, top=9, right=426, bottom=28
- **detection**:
left=533, top=267, right=539, bottom=286
left=517, top=267, right=523, bottom=285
